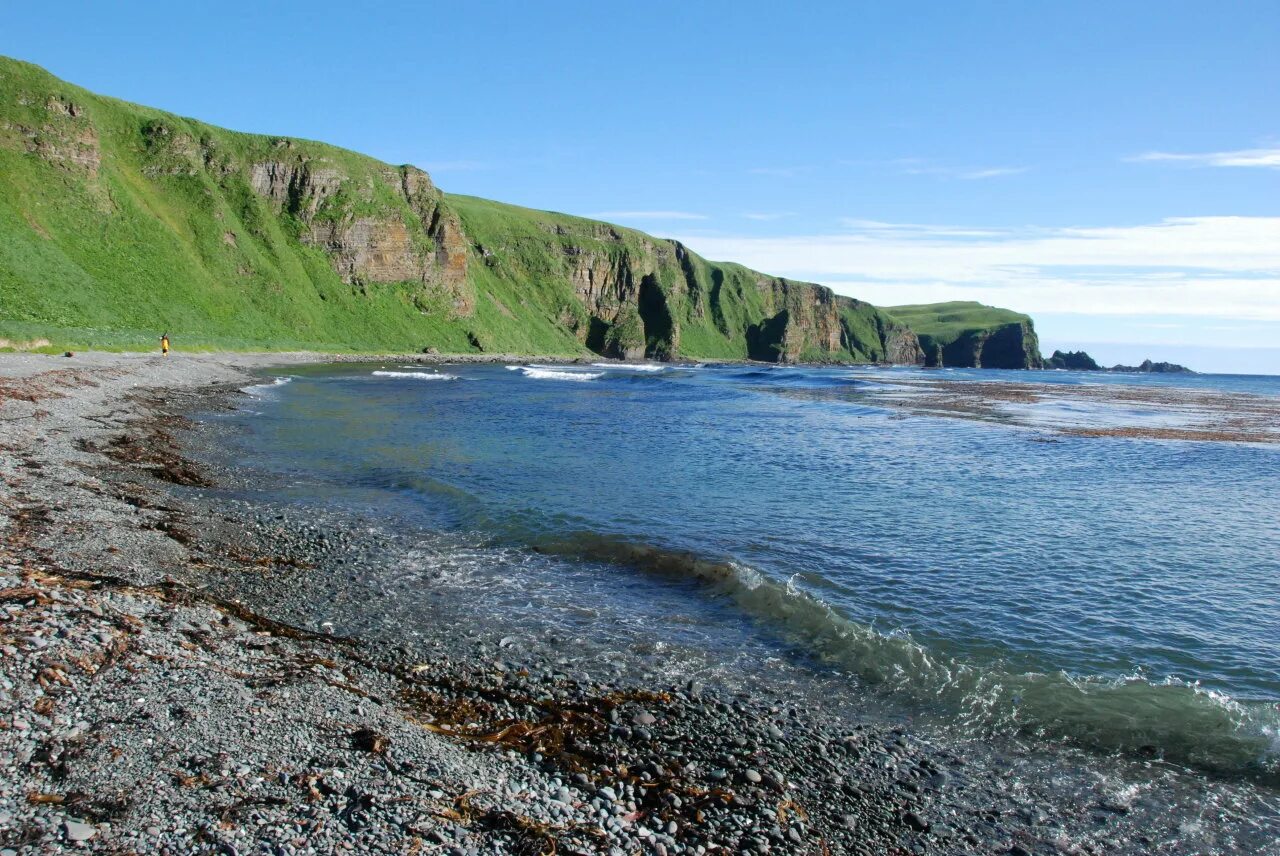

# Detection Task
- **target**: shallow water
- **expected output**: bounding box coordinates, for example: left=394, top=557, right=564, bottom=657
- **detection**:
left=224, top=362, right=1280, bottom=783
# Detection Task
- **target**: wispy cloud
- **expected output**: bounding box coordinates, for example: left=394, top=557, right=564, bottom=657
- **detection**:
left=955, top=166, right=1029, bottom=180
left=590, top=210, right=708, bottom=221
left=748, top=166, right=810, bottom=178
left=742, top=212, right=796, bottom=221
left=673, top=216, right=1280, bottom=322
left=837, top=219, right=1010, bottom=238
left=898, top=162, right=1030, bottom=180
left=1129, top=148, right=1280, bottom=169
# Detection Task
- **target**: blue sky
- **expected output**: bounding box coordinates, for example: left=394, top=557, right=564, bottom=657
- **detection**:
left=4, top=1, right=1277, bottom=371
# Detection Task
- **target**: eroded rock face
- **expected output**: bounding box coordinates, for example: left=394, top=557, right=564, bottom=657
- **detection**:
left=249, top=160, right=472, bottom=316
left=558, top=241, right=678, bottom=359
left=1, top=95, right=100, bottom=177
left=747, top=278, right=842, bottom=363
left=249, top=160, right=344, bottom=219
left=978, top=322, right=1044, bottom=369
left=923, top=321, right=1043, bottom=369
left=880, top=324, right=927, bottom=366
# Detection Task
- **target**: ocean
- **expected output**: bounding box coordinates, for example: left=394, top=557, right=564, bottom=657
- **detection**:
left=210, top=362, right=1280, bottom=787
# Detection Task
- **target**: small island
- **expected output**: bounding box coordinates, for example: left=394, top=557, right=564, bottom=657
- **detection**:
left=1046, top=350, right=1194, bottom=374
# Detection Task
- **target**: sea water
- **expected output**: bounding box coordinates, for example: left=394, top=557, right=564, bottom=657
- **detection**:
left=219, top=362, right=1280, bottom=784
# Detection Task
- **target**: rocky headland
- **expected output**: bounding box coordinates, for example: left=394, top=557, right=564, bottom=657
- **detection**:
left=0, top=56, right=929, bottom=367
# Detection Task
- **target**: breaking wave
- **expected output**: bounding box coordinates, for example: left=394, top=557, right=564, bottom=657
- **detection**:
left=242, top=375, right=293, bottom=396
left=371, top=370, right=458, bottom=381
left=533, top=533, right=1280, bottom=782
left=591, top=362, right=667, bottom=372
left=518, top=366, right=605, bottom=382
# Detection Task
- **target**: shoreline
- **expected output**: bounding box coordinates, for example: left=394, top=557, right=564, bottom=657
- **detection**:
left=2, top=352, right=1277, bottom=854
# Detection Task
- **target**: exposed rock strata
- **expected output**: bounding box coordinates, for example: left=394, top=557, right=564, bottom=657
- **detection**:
left=248, top=159, right=473, bottom=316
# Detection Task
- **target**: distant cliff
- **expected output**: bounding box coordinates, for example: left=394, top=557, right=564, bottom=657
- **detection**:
left=885, top=302, right=1044, bottom=369
left=450, top=196, right=924, bottom=363
left=0, top=55, right=1047, bottom=366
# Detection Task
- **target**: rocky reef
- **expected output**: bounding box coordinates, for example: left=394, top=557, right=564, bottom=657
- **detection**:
left=1046, top=350, right=1103, bottom=370
left=1110, top=359, right=1194, bottom=374
left=1046, top=350, right=1195, bottom=374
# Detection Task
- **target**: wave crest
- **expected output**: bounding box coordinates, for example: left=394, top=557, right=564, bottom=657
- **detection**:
left=519, top=366, right=604, bottom=382
left=591, top=363, right=667, bottom=372
left=371, top=370, right=458, bottom=381
left=535, top=532, right=1280, bottom=781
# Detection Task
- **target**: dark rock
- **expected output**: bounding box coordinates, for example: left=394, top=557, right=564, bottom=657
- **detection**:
left=1110, top=358, right=1194, bottom=374
left=1045, top=349, right=1102, bottom=370
left=350, top=728, right=389, bottom=754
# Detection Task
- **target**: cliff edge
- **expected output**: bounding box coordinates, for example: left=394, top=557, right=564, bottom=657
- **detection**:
left=0, top=56, right=1064, bottom=367
left=885, top=302, right=1045, bottom=369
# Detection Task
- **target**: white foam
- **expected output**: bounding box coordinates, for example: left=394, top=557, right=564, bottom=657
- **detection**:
left=242, top=376, right=293, bottom=396
left=371, top=370, right=458, bottom=381
left=520, top=366, right=604, bottom=382
left=590, top=362, right=666, bottom=372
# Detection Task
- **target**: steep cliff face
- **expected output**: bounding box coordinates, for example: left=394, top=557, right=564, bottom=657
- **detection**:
left=886, top=303, right=1044, bottom=369
left=248, top=154, right=472, bottom=316
left=0, top=56, right=1006, bottom=364
left=451, top=195, right=923, bottom=363
left=930, top=321, right=1043, bottom=369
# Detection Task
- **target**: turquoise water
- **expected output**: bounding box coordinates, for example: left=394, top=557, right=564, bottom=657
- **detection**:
left=221, top=362, right=1280, bottom=781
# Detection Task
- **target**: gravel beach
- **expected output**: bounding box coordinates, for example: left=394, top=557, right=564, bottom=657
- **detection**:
left=2, top=352, right=1276, bottom=855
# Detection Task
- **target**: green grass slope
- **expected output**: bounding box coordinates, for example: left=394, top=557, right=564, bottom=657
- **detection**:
left=0, top=56, right=581, bottom=354
left=0, top=56, right=1022, bottom=365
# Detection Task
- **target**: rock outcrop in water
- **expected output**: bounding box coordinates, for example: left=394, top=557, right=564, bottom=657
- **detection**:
left=1046, top=350, right=1195, bottom=374
left=1046, top=349, right=1103, bottom=370
left=1110, top=358, right=1194, bottom=374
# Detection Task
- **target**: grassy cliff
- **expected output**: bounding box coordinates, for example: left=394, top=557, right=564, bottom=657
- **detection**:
left=0, top=57, right=575, bottom=355
left=1, top=56, right=1031, bottom=366
left=886, top=301, right=1044, bottom=369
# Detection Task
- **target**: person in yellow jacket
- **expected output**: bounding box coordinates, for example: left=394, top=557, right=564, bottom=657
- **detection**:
left=160, top=333, right=170, bottom=356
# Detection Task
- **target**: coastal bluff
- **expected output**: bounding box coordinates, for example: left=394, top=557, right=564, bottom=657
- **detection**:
left=0, top=55, right=928, bottom=365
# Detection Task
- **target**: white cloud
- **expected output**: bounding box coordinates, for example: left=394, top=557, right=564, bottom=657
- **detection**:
left=955, top=166, right=1028, bottom=180
left=673, top=216, right=1280, bottom=321
left=748, top=166, right=809, bottom=178
left=591, top=210, right=708, bottom=221
left=1130, top=148, right=1280, bottom=169
left=742, top=212, right=796, bottom=221
left=836, top=219, right=1010, bottom=238
left=894, top=161, right=1029, bottom=180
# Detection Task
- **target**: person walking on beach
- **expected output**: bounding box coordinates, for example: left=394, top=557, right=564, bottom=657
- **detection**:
left=160, top=333, right=169, bottom=356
